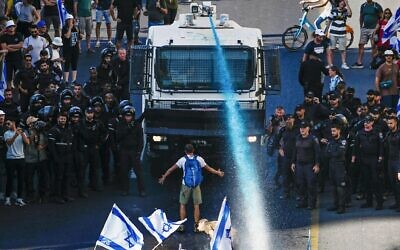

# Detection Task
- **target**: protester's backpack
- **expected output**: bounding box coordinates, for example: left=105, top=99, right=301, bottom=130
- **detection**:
left=183, top=155, right=203, bottom=188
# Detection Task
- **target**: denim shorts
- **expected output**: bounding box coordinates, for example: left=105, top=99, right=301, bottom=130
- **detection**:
left=96, top=9, right=111, bottom=24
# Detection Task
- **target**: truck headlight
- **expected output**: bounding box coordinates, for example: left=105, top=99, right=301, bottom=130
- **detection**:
left=247, top=136, right=257, bottom=143
left=152, top=136, right=167, bottom=142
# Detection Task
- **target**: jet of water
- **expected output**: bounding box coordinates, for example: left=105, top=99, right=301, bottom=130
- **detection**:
left=208, top=16, right=270, bottom=249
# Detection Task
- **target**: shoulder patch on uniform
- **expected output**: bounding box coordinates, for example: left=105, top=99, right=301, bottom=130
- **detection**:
left=379, top=132, right=383, bottom=139
left=341, top=140, right=346, bottom=146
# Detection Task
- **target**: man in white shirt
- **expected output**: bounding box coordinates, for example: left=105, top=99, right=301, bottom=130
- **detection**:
left=22, top=24, right=47, bottom=65
left=158, top=144, right=224, bottom=232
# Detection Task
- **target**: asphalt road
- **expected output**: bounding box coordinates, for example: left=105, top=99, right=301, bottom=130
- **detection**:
left=1, top=1, right=400, bottom=250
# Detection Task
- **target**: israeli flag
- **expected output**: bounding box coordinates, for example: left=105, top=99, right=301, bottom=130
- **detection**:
left=96, top=204, right=144, bottom=250
left=138, top=209, right=187, bottom=244
left=0, top=58, right=7, bottom=103
left=397, top=96, right=400, bottom=118
left=382, top=7, right=400, bottom=44
left=57, top=0, right=69, bottom=26
left=210, top=197, right=232, bottom=250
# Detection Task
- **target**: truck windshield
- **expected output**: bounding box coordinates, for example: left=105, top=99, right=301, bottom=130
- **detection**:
left=155, top=46, right=254, bottom=91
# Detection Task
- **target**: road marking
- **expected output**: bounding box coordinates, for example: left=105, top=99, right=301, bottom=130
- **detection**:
left=310, top=198, right=320, bottom=250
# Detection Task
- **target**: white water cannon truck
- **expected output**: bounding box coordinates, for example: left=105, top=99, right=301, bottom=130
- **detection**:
left=130, top=1, right=281, bottom=174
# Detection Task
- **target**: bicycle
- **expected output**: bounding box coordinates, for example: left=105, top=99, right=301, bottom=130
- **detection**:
left=282, top=4, right=354, bottom=51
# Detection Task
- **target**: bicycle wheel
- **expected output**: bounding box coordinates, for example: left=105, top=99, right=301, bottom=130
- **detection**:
left=345, top=25, right=354, bottom=49
left=282, top=25, right=308, bottom=51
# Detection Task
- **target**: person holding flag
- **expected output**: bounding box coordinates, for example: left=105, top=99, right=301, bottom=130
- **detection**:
left=158, top=143, right=224, bottom=232
left=382, top=7, right=400, bottom=52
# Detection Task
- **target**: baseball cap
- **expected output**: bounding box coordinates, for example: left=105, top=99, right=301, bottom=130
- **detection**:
left=37, top=20, right=46, bottom=28
left=370, top=107, right=381, bottom=114
left=295, top=104, right=305, bottom=111
left=314, top=29, right=325, bottom=37
left=366, top=89, right=375, bottom=95
left=299, top=120, right=310, bottom=128
left=305, top=91, right=314, bottom=98
left=384, top=50, right=394, bottom=56
left=5, top=20, right=15, bottom=28
left=65, top=14, right=74, bottom=20
left=329, top=92, right=340, bottom=100
left=0, top=110, right=5, bottom=115
left=85, top=106, right=94, bottom=113
left=285, top=114, right=294, bottom=120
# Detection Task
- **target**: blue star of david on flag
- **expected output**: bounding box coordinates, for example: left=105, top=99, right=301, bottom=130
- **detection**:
left=138, top=209, right=187, bottom=244
left=210, top=197, right=233, bottom=250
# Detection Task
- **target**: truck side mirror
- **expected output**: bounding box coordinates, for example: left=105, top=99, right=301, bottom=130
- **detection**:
left=129, top=45, right=151, bottom=92
left=260, top=45, right=281, bottom=95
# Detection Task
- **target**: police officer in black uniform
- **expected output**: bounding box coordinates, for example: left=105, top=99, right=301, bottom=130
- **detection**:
left=326, top=123, right=348, bottom=214
left=351, top=116, right=384, bottom=210
left=81, top=106, right=107, bottom=191
left=57, top=89, right=74, bottom=117
left=384, top=116, right=400, bottom=211
left=69, top=106, right=88, bottom=198
left=291, top=121, right=320, bottom=209
left=276, top=114, right=298, bottom=199
left=14, top=54, right=37, bottom=112
left=47, top=112, right=74, bottom=204
left=116, top=105, right=146, bottom=197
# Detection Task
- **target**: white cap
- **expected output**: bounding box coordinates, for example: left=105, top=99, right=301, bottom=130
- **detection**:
left=0, top=110, right=5, bottom=115
left=314, top=29, right=325, bottom=36
left=384, top=50, right=394, bottom=56
left=52, top=37, right=63, bottom=46
left=5, top=20, right=15, bottom=28
left=65, top=14, right=74, bottom=20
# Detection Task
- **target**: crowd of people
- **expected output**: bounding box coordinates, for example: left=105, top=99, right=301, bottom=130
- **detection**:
left=269, top=0, right=399, bottom=214
left=0, top=0, right=184, bottom=205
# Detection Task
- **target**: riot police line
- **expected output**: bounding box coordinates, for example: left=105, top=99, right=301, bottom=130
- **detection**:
left=1, top=46, right=146, bottom=206
left=266, top=89, right=400, bottom=214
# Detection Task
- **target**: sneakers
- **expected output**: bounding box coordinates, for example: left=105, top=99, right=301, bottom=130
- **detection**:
left=351, top=62, right=364, bottom=69
left=15, top=198, right=26, bottom=206
left=107, top=40, right=114, bottom=46
left=341, top=63, right=350, bottom=70
left=4, top=197, right=11, bottom=206
left=95, top=40, right=101, bottom=48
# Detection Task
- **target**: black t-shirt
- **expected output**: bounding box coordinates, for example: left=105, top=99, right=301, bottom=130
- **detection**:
left=0, top=32, right=23, bottom=61
left=62, top=26, right=80, bottom=52
left=112, top=0, right=139, bottom=22
left=43, top=4, right=59, bottom=16
left=97, top=0, right=112, bottom=10
left=304, top=40, right=329, bottom=62
left=147, top=0, right=167, bottom=22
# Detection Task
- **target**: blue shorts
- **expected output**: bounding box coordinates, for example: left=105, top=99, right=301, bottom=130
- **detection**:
left=96, top=9, right=111, bottom=24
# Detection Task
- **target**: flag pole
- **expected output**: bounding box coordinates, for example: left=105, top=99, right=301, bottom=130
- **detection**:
left=151, top=242, right=162, bottom=250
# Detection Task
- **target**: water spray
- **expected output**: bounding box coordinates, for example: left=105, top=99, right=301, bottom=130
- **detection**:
left=208, top=15, right=270, bottom=249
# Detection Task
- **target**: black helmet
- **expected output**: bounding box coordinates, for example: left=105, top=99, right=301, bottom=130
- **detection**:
left=33, top=120, right=47, bottom=131
left=119, top=100, right=132, bottom=112
left=60, top=89, right=73, bottom=103
left=90, top=96, right=104, bottom=107
left=121, top=105, right=135, bottom=116
left=333, top=114, right=348, bottom=128
left=37, top=105, right=55, bottom=121
left=29, top=94, right=45, bottom=111
left=68, top=106, right=82, bottom=118
left=101, top=47, right=114, bottom=59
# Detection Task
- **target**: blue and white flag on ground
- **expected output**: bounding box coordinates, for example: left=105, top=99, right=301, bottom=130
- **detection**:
left=138, top=209, right=187, bottom=244
left=57, top=0, right=69, bottom=26
left=96, top=204, right=144, bottom=250
left=382, top=7, right=400, bottom=44
left=0, top=57, right=7, bottom=103
left=210, top=197, right=232, bottom=250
